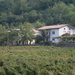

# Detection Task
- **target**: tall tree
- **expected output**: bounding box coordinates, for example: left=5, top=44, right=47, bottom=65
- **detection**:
left=33, top=21, right=45, bottom=28
left=0, top=25, right=7, bottom=45
left=18, top=22, right=34, bottom=44
left=70, top=15, right=75, bottom=27
left=51, top=2, right=69, bottom=24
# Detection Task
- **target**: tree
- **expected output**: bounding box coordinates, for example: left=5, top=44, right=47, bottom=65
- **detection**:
left=8, top=29, right=18, bottom=43
left=66, top=4, right=75, bottom=26
left=0, top=25, right=7, bottom=39
left=33, top=21, right=45, bottom=28
left=0, top=13, right=7, bottom=24
left=70, top=15, right=75, bottom=27
left=0, top=25, right=7, bottom=45
left=51, top=2, right=69, bottom=24
left=0, top=24, right=19, bottom=45
left=39, top=7, right=54, bottom=25
left=18, top=22, right=34, bottom=44
left=0, top=0, right=16, bottom=13
left=66, top=4, right=75, bottom=25
left=28, top=10, right=38, bottom=23
left=35, top=35, right=43, bottom=43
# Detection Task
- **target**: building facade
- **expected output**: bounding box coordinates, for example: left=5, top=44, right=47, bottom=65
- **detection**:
left=38, top=24, right=75, bottom=43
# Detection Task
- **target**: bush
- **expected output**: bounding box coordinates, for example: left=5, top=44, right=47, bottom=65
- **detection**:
left=44, top=41, right=52, bottom=45
left=35, top=35, right=43, bottom=43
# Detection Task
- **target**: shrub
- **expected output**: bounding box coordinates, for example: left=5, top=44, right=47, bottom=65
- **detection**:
left=44, top=41, right=52, bottom=45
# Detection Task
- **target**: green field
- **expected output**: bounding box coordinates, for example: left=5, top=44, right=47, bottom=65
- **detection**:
left=0, top=46, right=75, bottom=75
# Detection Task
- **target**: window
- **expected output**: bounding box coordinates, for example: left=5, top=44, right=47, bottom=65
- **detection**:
left=52, top=37, right=55, bottom=41
left=69, top=28, right=71, bottom=30
left=52, top=31, right=55, bottom=34
left=64, top=28, right=65, bottom=30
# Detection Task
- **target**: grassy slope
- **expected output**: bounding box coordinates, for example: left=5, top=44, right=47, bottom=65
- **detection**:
left=0, top=46, right=75, bottom=75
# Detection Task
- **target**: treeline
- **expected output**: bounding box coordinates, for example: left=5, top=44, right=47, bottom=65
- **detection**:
left=0, top=0, right=75, bottom=28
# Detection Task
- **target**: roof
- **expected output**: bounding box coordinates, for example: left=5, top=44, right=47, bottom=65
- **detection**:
left=38, top=24, right=75, bottom=30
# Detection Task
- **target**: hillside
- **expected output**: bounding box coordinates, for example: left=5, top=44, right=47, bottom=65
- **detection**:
left=0, top=0, right=75, bottom=28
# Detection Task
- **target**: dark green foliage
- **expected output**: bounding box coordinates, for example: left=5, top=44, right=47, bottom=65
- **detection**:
left=56, top=35, right=75, bottom=44
left=18, top=22, right=34, bottom=42
left=62, top=33, right=70, bottom=36
left=35, top=35, right=43, bottom=43
left=0, top=0, right=75, bottom=27
left=44, top=41, right=52, bottom=45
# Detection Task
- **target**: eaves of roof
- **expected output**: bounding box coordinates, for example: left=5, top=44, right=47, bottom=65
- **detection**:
left=38, top=24, right=75, bottom=30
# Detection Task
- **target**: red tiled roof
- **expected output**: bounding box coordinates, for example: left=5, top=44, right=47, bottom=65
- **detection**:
left=38, top=24, right=75, bottom=30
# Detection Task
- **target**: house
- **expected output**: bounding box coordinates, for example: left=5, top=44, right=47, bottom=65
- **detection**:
left=33, top=28, right=41, bottom=36
left=38, top=24, right=75, bottom=43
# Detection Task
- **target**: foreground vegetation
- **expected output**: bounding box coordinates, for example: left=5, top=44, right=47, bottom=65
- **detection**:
left=0, top=46, right=75, bottom=75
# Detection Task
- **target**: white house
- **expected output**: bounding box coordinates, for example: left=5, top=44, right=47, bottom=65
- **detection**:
left=38, top=24, right=75, bottom=43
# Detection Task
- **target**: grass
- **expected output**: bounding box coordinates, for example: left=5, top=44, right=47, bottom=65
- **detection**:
left=0, top=46, right=75, bottom=75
